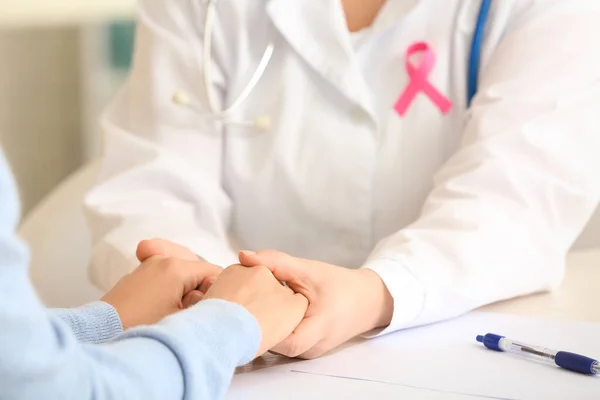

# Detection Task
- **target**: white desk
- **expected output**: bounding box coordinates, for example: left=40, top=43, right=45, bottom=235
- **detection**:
left=0, top=0, right=136, bottom=27
left=480, top=249, right=600, bottom=322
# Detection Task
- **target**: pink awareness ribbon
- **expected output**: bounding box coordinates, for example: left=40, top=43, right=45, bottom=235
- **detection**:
left=394, top=42, right=452, bottom=117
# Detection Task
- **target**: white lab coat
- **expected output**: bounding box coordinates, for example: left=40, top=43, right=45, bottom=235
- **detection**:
left=86, top=0, right=600, bottom=333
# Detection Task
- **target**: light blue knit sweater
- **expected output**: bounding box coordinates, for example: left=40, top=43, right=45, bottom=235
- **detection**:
left=52, top=301, right=124, bottom=344
left=0, top=150, right=261, bottom=400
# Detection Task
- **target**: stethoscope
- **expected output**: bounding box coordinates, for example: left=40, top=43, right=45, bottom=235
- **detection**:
left=173, top=0, right=492, bottom=131
left=173, top=0, right=274, bottom=131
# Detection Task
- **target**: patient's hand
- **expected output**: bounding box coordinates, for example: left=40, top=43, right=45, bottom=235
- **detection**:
left=101, top=256, right=222, bottom=329
left=204, top=264, right=308, bottom=358
left=136, top=239, right=224, bottom=308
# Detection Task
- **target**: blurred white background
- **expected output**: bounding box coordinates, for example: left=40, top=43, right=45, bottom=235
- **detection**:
left=1, top=0, right=598, bottom=244
left=0, top=0, right=598, bottom=308
left=0, top=0, right=136, bottom=214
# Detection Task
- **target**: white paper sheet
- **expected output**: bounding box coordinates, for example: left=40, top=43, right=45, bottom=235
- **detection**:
left=227, top=369, right=491, bottom=400
left=227, top=312, right=600, bottom=399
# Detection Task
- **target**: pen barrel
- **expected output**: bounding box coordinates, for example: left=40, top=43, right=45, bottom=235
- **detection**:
left=500, top=339, right=557, bottom=365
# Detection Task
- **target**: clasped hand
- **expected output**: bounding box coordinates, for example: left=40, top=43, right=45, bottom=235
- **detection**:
left=101, top=239, right=306, bottom=357
left=102, top=239, right=393, bottom=360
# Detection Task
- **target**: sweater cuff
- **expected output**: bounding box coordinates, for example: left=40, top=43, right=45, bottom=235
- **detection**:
left=361, top=258, right=426, bottom=337
left=52, top=301, right=123, bottom=344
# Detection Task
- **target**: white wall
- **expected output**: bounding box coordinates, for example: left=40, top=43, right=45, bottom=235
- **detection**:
left=0, top=1, right=135, bottom=215
left=0, top=27, right=83, bottom=214
left=0, top=0, right=136, bottom=27
left=79, top=26, right=129, bottom=160
left=0, top=23, right=130, bottom=215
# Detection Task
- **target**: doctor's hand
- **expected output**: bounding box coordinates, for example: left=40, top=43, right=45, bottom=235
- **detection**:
left=136, top=239, right=224, bottom=307
left=101, top=255, right=222, bottom=330
left=238, top=250, right=394, bottom=359
left=204, top=264, right=309, bottom=357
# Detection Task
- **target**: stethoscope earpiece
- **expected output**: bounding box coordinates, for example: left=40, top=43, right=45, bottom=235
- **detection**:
left=253, top=115, right=272, bottom=131
left=172, top=89, right=272, bottom=132
left=172, top=90, right=191, bottom=107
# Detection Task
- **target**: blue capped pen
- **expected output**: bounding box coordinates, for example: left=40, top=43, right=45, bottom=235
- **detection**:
left=476, top=333, right=600, bottom=376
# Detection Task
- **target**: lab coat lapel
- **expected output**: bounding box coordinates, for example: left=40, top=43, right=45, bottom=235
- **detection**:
left=266, top=0, right=376, bottom=120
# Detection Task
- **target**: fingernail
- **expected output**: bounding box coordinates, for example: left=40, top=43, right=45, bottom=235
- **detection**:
left=240, top=250, right=256, bottom=256
left=193, top=292, right=204, bottom=301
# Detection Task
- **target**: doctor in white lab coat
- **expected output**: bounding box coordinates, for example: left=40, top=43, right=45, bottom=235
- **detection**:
left=86, top=0, right=600, bottom=359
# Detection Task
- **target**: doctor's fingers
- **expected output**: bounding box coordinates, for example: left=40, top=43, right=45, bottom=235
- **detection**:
left=270, top=316, right=326, bottom=359
left=238, top=250, right=310, bottom=282
left=136, top=239, right=200, bottom=262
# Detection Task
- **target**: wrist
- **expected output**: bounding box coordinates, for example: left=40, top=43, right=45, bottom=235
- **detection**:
left=355, top=268, right=394, bottom=332
left=99, top=295, right=131, bottom=330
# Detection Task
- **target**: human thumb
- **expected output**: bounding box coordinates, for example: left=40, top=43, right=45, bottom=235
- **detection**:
left=136, top=239, right=199, bottom=262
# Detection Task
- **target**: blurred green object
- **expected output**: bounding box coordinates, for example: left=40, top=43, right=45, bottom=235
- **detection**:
left=108, top=20, right=136, bottom=71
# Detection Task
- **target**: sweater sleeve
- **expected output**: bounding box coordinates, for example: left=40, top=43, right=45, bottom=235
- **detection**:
left=0, top=150, right=261, bottom=400
left=51, top=302, right=124, bottom=344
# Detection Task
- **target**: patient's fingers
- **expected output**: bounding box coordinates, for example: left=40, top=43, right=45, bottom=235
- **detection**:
left=182, top=290, right=204, bottom=309
left=172, top=259, right=224, bottom=295
left=199, top=275, right=218, bottom=294
left=136, top=239, right=199, bottom=262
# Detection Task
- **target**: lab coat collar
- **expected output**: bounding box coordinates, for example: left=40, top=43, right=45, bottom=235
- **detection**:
left=266, top=0, right=377, bottom=123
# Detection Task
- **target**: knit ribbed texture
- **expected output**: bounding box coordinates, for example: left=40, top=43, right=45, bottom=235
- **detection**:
left=53, top=302, right=123, bottom=344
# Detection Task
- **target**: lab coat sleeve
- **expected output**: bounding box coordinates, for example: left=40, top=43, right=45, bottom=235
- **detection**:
left=363, top=2, right=600, bottom=334
left=85, top=0, right=237, bottom=290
